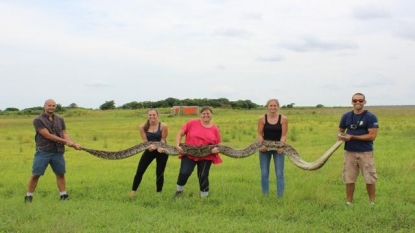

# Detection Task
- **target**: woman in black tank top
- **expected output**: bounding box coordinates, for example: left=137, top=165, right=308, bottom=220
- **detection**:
left=130, top=109, right=169, bottom=198
left=257, top=99, right=288, bottom=198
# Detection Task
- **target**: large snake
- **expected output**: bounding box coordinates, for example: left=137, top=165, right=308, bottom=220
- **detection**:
left=81, top=139, right=343, bottom=171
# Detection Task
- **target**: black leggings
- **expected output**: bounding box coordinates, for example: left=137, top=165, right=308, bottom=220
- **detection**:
left=131, top=150, right=169, bottom=192
left=176, top=156, right=212, bottom=192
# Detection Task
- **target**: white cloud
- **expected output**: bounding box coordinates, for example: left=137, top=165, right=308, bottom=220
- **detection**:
left=352, top=5, right=392, bottom=20
left=280, top=37, right=359, bottom=52
left=0, top=0, right=414, bottom=109
left=86, top=79, right=111, bottom=87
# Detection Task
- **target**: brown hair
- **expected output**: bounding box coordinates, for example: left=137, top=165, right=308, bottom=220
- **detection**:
left=143, top=108, right=159, bottom=132
left=199, top=106, right=213, bottom=114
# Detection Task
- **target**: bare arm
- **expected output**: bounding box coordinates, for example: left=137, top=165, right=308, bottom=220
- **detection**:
left=38, top=129, right=72, bottom=146
left=175, top=129, right=185, bottom=153
left=62, top=130, right=81, bottom=150
left=338, top=128, right=378, bottom=141
left=160, top=123, right=168, bottom=143
left=257, top=116, right=265, bottom=141
left=38, top=129, right=80, bottom=149
left=351, top=128, right=378, bottom=141
left=139, top=125, right=148, bottom=142
left=257, top=116, right=267, bottom=152
left=280, top=116, right=288, bottom=143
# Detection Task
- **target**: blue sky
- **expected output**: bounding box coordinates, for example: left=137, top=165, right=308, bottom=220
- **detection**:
left=1, top=0, right=414, bottom=109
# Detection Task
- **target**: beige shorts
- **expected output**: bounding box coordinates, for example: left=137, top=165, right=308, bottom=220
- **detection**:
left=342, top=151, right=378, bottom=184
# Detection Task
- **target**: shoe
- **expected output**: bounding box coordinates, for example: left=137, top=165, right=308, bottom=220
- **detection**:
left=60, top=194, right=69, bottom=200
left=346, top=201, right=352, bottom=206
left=370, top=202, right=375, bottom=206
left=173, top=191, right=183, bottom=198
left=24, top=196, right=33, bottom=203
left=200, top=192, right=209, bottom=198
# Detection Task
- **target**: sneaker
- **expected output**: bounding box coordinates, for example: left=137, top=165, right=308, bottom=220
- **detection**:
left=370, top=202, right=375, bottom=206
left=346, top=201, right=352, bottom=206
left=200, top=192, right=209, bottom=198
left=60, top=194, right=69, bottom=200
left=173, top=191, right=183, bottom=198
left=24, top=196, right=33, bottom=203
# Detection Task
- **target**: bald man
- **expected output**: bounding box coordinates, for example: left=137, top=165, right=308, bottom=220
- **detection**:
left=25, top=99, right=81, bottom=202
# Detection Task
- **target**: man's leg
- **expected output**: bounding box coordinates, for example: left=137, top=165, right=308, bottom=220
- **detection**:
left=366, top=184, right=375, bottom=203
left=346, top=183, right=355, bottom=203
left=27, top=175, right=40, bottom=193
left=56, top=174, right=66, bottom=192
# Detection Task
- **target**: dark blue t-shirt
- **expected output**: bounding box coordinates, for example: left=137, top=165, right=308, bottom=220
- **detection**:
left=339, top=110, right=379, bottom=152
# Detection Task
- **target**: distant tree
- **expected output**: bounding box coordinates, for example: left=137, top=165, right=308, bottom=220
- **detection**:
left=100, top=100, right=116, bottom=110
left=287, top=103, right=295, bottom=108
left=142, top=101, right=154, bottom=109
left=4, top=107, right=19, bottom=111
left=316, top=104, right=324, bottom=108
left=55, top=104, right=64, bottom=112
left=155, top=100, right=168, bottom=108
left=121, top=101, right=142, bottom=109
left=182, top=98, right=198, bottom=106
left=164, top=97, right=181, bottom=107
left=68, top=103, right=78, bottom=108
left=217, top=98, right=231, bottom=108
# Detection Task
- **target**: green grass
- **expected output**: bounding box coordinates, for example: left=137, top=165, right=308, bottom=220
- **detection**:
left=1, top=107, right=415, bottom=232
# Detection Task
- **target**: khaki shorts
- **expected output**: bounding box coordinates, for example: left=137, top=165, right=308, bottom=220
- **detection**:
left=342, top=151, right=378, bottom=184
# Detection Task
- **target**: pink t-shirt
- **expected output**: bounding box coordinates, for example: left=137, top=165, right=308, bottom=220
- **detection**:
left=180, top=119, right=222, bottom=164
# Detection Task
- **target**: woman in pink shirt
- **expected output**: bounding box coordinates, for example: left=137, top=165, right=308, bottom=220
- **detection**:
left=174, top=106, right=222, bottom=198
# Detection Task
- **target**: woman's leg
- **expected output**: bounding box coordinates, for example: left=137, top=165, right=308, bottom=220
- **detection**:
left=176, top=156, right=196, bottom=187
left=155, top=153, right=169, bottom=192
left=273, top=153, right=285, bottom=198
left=197, top=160, right=212, bottom=195
left=259, top=151, right=271, bottom=195
left=131, top=151, right=154, bottom=191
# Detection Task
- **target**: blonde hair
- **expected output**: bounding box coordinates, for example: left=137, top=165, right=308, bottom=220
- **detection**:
left=266, top=99, right=280, bottom=107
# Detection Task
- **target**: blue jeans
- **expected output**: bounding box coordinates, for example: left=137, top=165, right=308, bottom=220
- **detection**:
left=259, top=151, right=285, bottom=197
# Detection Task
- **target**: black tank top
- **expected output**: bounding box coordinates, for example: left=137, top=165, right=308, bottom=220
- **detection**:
left=263, top=114, right=282, bottom=141
left=146, top=122, right=162, bottom=142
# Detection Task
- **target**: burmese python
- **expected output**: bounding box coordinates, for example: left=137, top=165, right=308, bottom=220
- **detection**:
left=81, top=139, right=343, bottom=171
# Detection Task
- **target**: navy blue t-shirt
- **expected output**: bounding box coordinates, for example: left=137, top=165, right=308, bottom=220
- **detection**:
left=339, top=110, right=379, bottom=152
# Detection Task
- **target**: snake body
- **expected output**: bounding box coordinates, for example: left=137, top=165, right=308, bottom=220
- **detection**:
left=81, top=140, right=343, bottom=171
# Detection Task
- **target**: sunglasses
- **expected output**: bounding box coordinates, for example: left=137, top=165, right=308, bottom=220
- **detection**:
left=352, top=99, right=365, bottom=103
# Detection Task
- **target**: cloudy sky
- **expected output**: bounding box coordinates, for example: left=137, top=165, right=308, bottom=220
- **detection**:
left=1, top=0, right=414, bottom=109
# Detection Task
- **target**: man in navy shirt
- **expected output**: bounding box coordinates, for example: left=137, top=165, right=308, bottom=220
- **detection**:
left=338, top=93, right=379, bottom=206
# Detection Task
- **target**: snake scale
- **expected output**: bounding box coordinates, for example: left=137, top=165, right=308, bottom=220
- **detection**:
left=81, top=140, right=343, bottom=171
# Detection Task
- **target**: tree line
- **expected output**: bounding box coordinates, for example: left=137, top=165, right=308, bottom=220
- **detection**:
left=100, top=98, right=261, bottom=110
left=0, top=97, right=317, bottom=115
left=0, top=98, right=266, bottom=114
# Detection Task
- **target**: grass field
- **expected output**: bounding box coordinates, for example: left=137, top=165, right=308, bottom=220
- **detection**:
left=1, top=106, right=415, bottom=232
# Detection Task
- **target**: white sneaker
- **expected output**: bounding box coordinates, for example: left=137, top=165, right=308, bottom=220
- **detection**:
left=200, top=191, right=209, bottom=198
left=346, top=201, right=352, bottom=206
